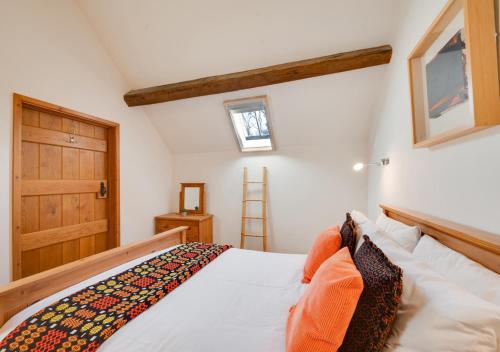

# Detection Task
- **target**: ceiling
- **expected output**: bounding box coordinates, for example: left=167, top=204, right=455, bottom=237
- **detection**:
left=77, top=0, right=403, bottom=153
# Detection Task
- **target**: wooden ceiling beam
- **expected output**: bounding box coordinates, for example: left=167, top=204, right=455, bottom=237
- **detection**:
left=123, top=45, right=392, bottom=107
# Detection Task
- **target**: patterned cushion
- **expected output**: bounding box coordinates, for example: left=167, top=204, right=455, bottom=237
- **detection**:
left=340, top=235, right=403, bottom=352
left=340, top=212, right=356, bottom=257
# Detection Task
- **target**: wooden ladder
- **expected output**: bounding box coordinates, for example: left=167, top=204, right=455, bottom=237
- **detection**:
left=240, top=167, right=268, bottom=251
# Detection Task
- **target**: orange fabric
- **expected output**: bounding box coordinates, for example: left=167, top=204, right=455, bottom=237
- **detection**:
left=287, top=247, right=364, bottom=352
left=302, top=226, right=342, bottom=283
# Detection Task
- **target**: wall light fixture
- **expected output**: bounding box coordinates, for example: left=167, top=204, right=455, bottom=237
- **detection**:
left=353, top=158, right=390, bottom=172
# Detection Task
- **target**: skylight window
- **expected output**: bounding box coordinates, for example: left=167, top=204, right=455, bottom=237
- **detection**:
left=225, top=96, right=275, bottom=152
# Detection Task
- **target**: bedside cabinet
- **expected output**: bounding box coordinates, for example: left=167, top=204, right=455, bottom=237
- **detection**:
left=155, top=213, right=213, bottom=243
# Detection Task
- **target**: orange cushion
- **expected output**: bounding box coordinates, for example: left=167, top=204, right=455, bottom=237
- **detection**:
left=302, top=226, right=342, bottom=283
left=287, top=247, right=364, bottom=352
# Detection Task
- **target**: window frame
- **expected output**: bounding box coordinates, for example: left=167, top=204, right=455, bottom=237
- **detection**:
left=224, top=95, right=276, bottom=153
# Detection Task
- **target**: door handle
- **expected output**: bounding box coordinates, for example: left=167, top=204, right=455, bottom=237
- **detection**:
left=98, top=181, right=108, bottom=199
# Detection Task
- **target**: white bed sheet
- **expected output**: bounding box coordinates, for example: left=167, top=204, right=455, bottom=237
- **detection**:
left=0, top=247, right=308, bottom=352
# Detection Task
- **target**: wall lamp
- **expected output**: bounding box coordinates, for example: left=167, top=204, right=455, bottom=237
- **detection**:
left=353, top=158, right=390, bottom=172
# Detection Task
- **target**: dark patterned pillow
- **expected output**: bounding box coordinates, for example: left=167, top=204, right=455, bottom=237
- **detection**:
left=339, top=235, right=403, bottom=352
left=340, top=212, right=356, bottom=257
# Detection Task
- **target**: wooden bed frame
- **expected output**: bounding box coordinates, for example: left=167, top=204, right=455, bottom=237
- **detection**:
left=0, top=227, right=187, bottom=327
left=381, top=204, right=500, bottom=273
left=1, top=205, right=499, bottom=328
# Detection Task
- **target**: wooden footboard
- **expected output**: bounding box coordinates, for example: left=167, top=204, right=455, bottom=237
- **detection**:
left=0, top=227, right=188, bottom=327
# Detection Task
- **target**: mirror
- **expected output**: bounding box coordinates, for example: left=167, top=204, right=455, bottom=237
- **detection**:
left=184, top=187, right=200, bottom=210
left=179, top=183, right=205, bottom=215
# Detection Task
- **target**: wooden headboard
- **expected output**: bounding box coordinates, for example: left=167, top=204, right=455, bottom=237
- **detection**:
left=381, top=204, right=500, bottom=274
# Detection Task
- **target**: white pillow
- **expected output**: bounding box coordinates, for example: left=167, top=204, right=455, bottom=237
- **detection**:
left=350, top=210, right=419, bottom=253
left=376, top=213, right=421, bottom=252
left=350, top=210, right=385, bottom=251
left=413, top=235, right=500, bottom=306
left=373, top=233, right=500, bottom=352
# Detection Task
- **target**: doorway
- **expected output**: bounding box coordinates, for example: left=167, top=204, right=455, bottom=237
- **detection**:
left=12, top=94, right=120, bottom=280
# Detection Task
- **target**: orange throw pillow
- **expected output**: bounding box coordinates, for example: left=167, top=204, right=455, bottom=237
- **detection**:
left=287, top=247, right=364, bottom=352
left=302, top=226, right=342, bottom=283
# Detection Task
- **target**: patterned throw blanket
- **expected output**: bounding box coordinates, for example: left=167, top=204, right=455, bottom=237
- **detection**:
left=0, top=242, right=231, bottom=352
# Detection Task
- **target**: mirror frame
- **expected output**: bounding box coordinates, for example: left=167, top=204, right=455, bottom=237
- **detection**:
left=179, top=183, right=205, bottom=215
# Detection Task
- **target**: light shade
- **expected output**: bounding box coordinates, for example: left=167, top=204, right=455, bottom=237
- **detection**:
left=353, top=163, right=365, bottom=172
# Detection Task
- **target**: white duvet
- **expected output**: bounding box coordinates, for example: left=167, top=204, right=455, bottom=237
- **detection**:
left=0, top=247, right=308, bottom=352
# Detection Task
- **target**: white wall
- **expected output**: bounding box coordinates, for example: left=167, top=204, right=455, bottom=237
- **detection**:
left=0, top=0, right=173, bottom=284
left=78, top=0, right=398, bottom=255
left=172, top=144, right=369, bottom=253
left=367, top=0, right=500, bottom=235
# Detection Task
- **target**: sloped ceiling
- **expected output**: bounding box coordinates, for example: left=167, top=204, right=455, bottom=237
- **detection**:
left=77, top=0, right=403, bottom=153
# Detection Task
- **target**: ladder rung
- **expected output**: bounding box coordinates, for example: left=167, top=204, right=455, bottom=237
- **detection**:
left=242, top=233, right=265, bottom=238
left=243, top=199, right=265, bottom=202
left=244, top=182, right=266, bottom=184
left=243, top=216, right=265, bottom=220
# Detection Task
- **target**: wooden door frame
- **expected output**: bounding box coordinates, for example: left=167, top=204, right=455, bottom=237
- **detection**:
left=12, top=93, right=121, bottom=281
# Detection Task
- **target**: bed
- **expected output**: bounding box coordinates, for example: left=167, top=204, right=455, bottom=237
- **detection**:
left=0, top=205, right=499, bottom=351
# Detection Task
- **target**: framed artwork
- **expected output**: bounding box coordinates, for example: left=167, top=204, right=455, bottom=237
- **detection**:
left=496, top=0, right=500, bottom=92
left=408, top=0, right=500, bottom=148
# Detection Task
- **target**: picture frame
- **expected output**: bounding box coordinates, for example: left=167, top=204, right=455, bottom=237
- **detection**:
left=408, top=0, right=500, bottom=148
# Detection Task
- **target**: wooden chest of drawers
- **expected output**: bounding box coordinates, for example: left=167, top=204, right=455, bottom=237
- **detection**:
left=155, top=213, right=213, bottom=243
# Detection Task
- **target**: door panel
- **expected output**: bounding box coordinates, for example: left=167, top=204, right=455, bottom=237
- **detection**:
left=62, top=194, right=80, bottom=264
left=21, top=196, right=40, bottom=277
left=21, top=142, right=39, bottom=179
left=15, top=99, right=119, bottom=279
left=39, top=112, right=62, bottom=131
left=39, top=194, right=63, bottom=271
left=40, top=144, right=62, bottom=179
left=62, top=148, right=79, bottom=179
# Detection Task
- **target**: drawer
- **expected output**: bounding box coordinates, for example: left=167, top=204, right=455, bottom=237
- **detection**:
left=155, top=220, right=198, bottom=236
left=186, top=233, right=199, bottom=243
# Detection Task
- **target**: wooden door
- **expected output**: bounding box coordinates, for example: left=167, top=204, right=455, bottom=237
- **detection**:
left=12, top=94, right=120, bottom=280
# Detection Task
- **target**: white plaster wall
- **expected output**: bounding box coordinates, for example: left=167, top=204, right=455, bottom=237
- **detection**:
left=0, top=0, right=173, bottom=284
left=172, top=144, right=369, bottom=253
left=367, top=0, right=500, bottom=235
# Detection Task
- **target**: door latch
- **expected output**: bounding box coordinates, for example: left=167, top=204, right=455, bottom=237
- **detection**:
left=98, top=181, right=108, bottom=199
